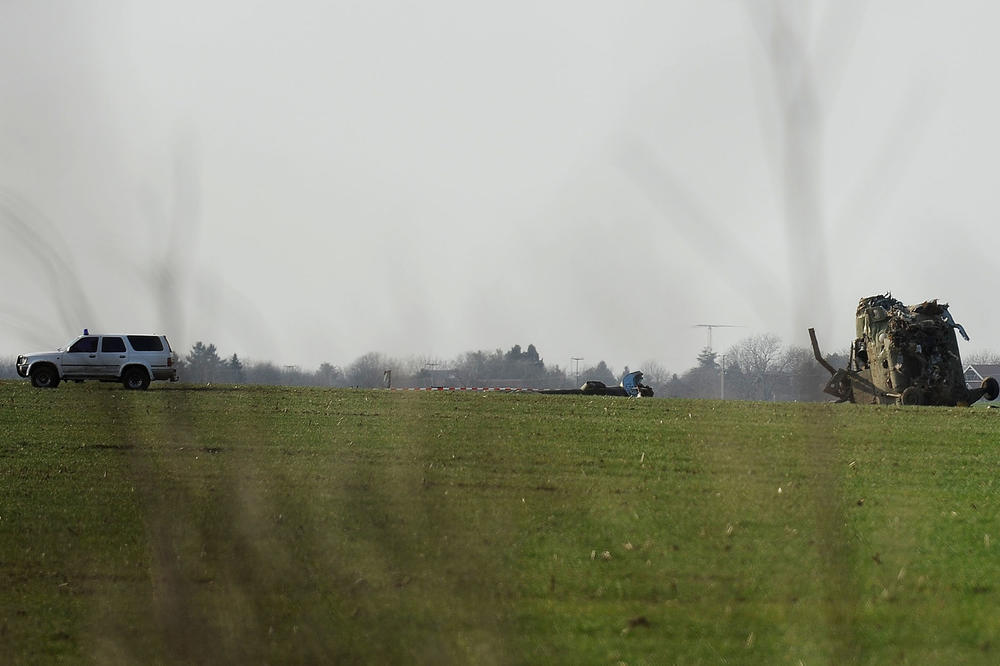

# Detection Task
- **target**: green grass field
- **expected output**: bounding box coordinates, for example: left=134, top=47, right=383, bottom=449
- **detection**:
left=3, top=381, right=1000, bottom=664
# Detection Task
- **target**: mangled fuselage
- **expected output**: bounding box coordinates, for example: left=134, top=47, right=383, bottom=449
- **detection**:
left=810, top=294, right=999, bottom=406
left=538, top=370, right=654, bottom=397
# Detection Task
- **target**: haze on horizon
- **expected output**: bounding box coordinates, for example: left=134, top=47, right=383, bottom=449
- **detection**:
left=4, top=1, right=1000, bottom=377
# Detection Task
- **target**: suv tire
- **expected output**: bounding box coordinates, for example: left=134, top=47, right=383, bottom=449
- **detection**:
left=122, top=367, right=151, bottom=391
left=30, top=365, right=60, bottom=389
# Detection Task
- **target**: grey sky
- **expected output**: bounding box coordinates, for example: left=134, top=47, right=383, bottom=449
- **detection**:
left=3, top=1, right=1000, bottom=375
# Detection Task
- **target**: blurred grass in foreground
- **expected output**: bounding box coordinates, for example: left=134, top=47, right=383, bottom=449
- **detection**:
left=2, top=382, right=1000, bottom=664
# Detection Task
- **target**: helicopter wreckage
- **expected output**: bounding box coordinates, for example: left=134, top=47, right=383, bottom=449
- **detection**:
left=538, top=370, right=654, bottom=397
left=810, top=294, right=999, bottom=406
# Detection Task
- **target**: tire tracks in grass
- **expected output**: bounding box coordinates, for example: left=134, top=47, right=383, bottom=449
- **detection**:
left=683, top=400, right=861, bottom=662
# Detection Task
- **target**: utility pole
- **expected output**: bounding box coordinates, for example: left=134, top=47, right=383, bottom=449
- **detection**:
left=425, top=362, right=439, bottom=387
left=720, top=353, right=726, bottom=400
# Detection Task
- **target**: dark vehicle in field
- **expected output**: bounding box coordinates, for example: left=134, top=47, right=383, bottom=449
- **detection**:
left=810, top=294, right=999, bottom=406
left=539, top=370, right=653, bottom=397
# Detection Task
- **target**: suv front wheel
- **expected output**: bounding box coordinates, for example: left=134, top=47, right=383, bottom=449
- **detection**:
left=122, top=367, right=151, bottom=390
left=30, top=365, right=60, bottom=389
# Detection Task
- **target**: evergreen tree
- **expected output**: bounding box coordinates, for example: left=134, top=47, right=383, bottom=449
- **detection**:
left=696, top=347, right=718, bottom=369
left=227, top=353, right=245, bottom=383
left=582, top=361, right=616, bottom=386
left=185, top=341, right=223, bottom=383
left=505, top=344, right=523, bottom=361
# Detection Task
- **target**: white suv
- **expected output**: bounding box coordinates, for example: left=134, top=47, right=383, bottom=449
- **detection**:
left=16, top=332, right=178, bottom=390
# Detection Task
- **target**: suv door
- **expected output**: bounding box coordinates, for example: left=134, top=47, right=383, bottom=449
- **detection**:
left=63, top=336, right=100, bottom=376
left=98, top=336, right=128, bottom=376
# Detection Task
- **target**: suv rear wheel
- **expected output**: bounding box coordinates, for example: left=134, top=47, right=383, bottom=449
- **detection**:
left=30, top=365, right=60, bottom=389
left=122, top=367, right=151, bottom=390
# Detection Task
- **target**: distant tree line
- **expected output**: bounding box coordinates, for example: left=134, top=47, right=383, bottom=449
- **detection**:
left=175, top=342, right=571, bottom=390
left=654, top=335, right=848, bottom=402
left=158, top=336, right=853, bottom=402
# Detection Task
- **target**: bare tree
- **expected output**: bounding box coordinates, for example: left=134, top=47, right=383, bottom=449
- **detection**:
left=639, top=360, right=670, bottom=391
left=727, top=334, right=786, bottom=376
left=346, top=352, right=392, bottom=388
left=315, top=362, right=344, bottom=387
left=965, top=350, right=1000, bottom=365
left=725, top=334, right=789, bottom=400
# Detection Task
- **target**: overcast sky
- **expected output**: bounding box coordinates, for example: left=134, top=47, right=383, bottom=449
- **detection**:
left=3, top=1, right=1000, bottom=375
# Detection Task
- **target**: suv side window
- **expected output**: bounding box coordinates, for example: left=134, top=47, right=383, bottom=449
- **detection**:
left=68, top=337, right=99, bottom=353
left=127, top=335, right=164, bottom=352
left=102, top=337, right=126, bottom=353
